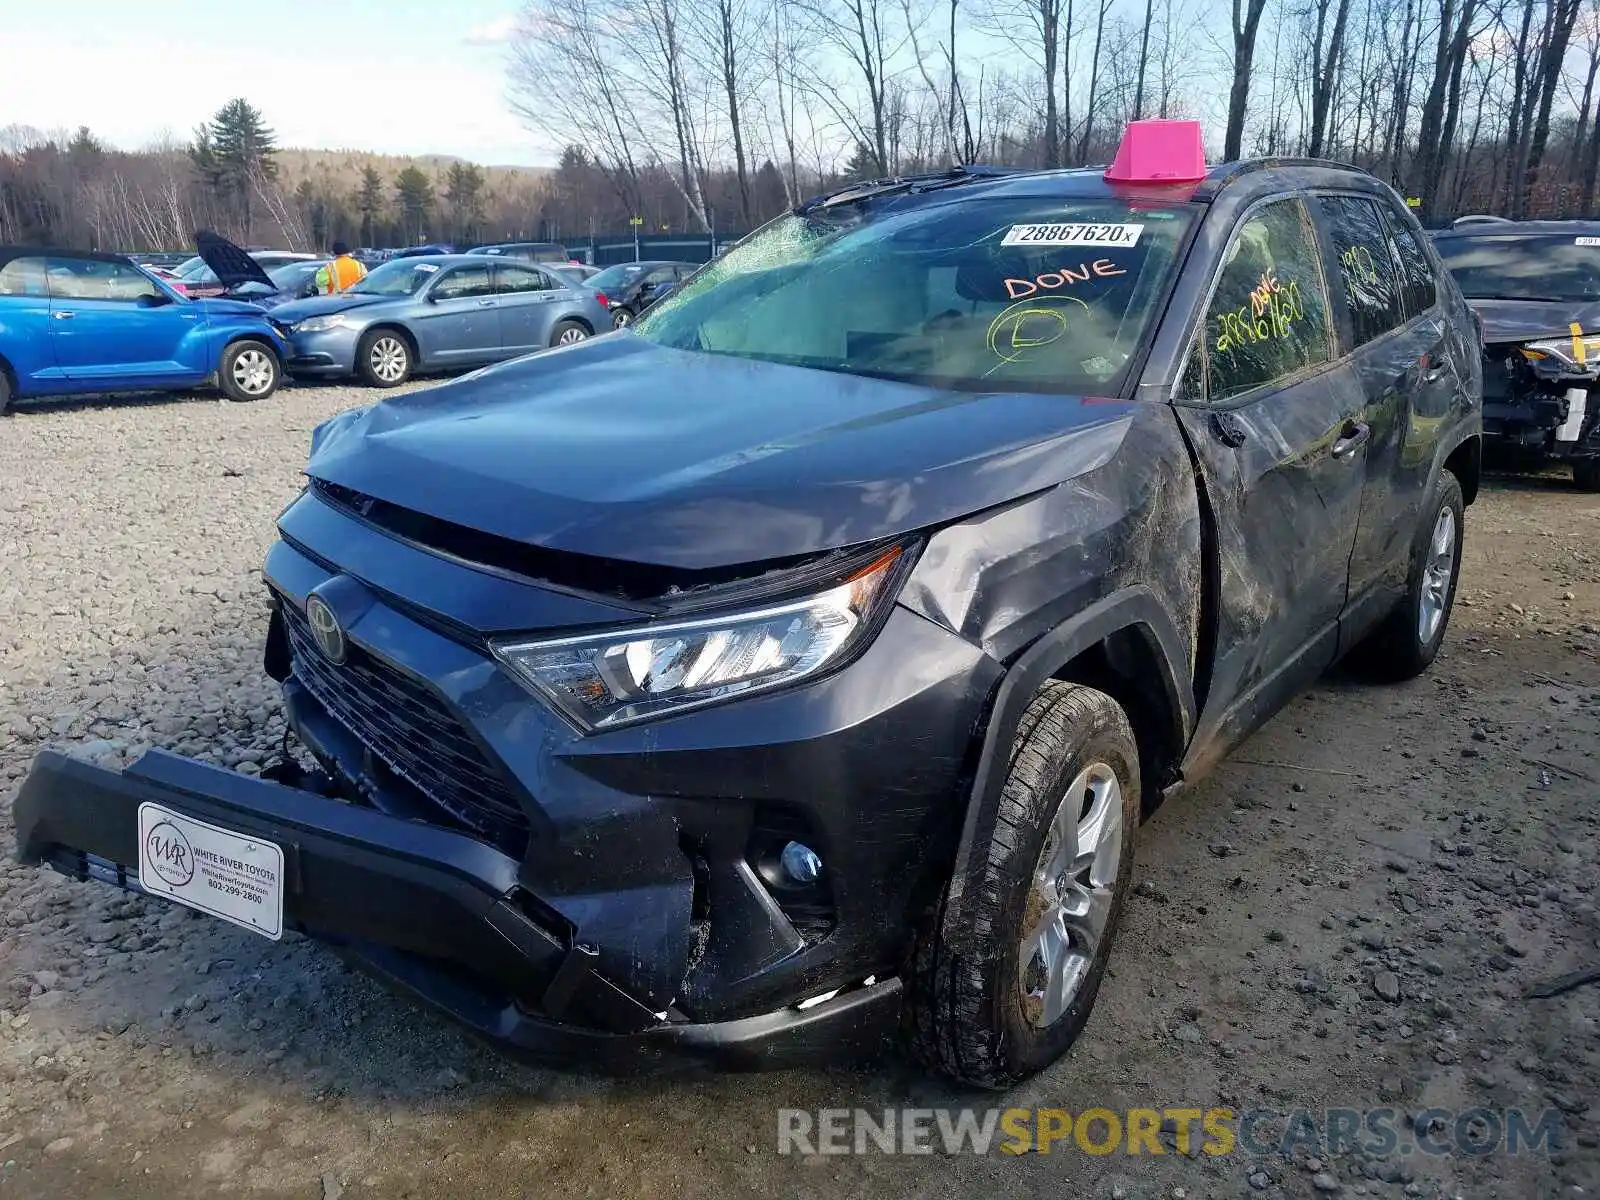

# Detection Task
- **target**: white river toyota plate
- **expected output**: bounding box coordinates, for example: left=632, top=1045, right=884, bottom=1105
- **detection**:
left=136, top=802, right=285, bottom=940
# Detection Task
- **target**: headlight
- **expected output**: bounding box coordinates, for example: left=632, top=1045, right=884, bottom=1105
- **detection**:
left=493, top=547, right=905, bottom=730
left=1520, top=336, right=1600, bottom=371
left=293, top=315, right=350, bottom=334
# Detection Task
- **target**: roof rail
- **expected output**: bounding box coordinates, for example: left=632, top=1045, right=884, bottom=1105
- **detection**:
left=795, top=164, right=1017, bottom=214
left=1192, top=156, right=1369, bottom=200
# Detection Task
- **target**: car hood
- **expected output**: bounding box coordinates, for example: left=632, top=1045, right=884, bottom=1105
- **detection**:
left=196, top=230, right=276, bottom=291
left=305, top=335, right=1138, bottom=571
left=1467, top=297, right=1600, bottom=345
left=270, top=293, right=396, bottom=323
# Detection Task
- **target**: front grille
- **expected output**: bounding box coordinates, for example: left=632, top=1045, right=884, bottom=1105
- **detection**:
left=280, top=601, right=530, bottom=846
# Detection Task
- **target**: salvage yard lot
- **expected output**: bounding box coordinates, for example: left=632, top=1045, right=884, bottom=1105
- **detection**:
left=1, top=385, right=1597, bottom=1200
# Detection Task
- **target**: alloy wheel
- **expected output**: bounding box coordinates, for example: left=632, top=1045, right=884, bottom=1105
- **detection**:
left=1417, top=505, right=1457, bottom=645
left=370, top=337, right=408, bottom=383
left=1018, top=762, right=1124, bottom=1028
left=558, top=326, right=589, bottom=345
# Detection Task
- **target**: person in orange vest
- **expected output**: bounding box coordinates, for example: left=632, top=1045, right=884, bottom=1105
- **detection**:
left=314, top=242, right=367, bottom=294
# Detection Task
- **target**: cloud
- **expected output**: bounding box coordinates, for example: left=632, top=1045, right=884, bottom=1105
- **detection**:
left=463, top=14, right=520, bottom=45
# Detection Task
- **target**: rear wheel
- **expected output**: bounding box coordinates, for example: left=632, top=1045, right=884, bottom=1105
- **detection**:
left=0, top=368, right=12, bottom=415
left=1353, top=470, right=1464, bottom=681
left=907, top=682, right=1140, bottom=1088
left=550, top=319, right=590, bottom=347
left=611, top=307, right=635, bottom=329
left=357, top=329, right=413, bottom=387
left=1574, top=458, right=1600, bottom=492
left=217, top=340, right=280, bottom=402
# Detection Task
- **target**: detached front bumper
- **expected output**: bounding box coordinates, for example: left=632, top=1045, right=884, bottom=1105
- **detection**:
left=12, top=748, right=902, bottom=1070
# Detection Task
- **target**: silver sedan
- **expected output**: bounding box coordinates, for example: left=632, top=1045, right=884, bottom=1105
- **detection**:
left=270, top=256, right=612, bottom=387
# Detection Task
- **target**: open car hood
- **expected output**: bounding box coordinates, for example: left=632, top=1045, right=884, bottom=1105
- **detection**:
left=195, top=230, right=275, bottom=291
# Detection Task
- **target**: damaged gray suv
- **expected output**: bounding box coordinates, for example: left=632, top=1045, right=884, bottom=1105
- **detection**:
left=15, top=123, right=1482, bottom=1087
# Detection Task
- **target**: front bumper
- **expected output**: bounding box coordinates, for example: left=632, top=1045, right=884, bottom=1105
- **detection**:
left=13, top=749, right=902, bottom=1070
left=13, top=488, right=1000, bottom=1067
left=284, top=328, right=360, bottom=376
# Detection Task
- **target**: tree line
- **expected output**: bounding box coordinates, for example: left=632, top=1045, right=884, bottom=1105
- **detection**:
left=511, top=0, right=1600, bottom=229
left=8, top=0, right=1600, bottom=254
left=0, top=101, right=553, bottom=252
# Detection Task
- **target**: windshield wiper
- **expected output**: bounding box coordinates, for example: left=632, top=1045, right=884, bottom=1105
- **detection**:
left=795, top=165, right=1015, bottom=214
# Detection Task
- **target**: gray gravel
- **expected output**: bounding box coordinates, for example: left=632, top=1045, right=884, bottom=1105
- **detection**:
left=1, top=388, right=1599, bottom=1199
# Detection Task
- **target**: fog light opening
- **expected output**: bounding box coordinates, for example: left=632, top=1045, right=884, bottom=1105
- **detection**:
left=780, top=840, right=822, bottom=885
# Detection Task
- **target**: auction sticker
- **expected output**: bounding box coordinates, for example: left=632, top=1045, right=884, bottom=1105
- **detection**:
left=137, top=803, right=284, bottom=940
left=1002, top=222, right=1144, bottom=247
left=1577, top=236, right=1600, bottom=246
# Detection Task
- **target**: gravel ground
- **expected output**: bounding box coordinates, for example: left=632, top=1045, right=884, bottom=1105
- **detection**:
left=1, top=385, right=1597, bottom=1200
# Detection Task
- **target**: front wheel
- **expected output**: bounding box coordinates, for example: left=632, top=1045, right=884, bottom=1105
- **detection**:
left=1574, top=458, right=1600, bottom=492
left=357, top=329, right=413, bottom=388
left=1353, top=470, right=1465, bottom=681
left=217, top=340, right=280, bottom=402
left=907, top=682, right=1140, bottom=1089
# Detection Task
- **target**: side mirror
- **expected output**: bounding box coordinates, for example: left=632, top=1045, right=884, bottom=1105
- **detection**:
left=137, top=291, right=173, bottom=307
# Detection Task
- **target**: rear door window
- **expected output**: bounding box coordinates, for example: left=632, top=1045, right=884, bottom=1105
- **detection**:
left=432, top=265, right=493, bottom=300
left=495, top=265, right=555, bottom=294
left=1317, top=195, right=1406, bottom=347
left=1378, top=205, right=1439, bottom=318
left=1203, top=198, right=1337, bottom=401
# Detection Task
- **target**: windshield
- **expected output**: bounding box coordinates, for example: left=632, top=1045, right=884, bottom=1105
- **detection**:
left=590, top=263, right=650, bottom=291
left=349, top=259, right=440, bottom=297
left=1435, top=234, right=1600, bottom=303
left=633, top=197, right=1196, bottom=392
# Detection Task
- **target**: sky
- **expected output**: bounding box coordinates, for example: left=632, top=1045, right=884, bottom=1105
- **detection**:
left=0, top=0, right=558, bottom=166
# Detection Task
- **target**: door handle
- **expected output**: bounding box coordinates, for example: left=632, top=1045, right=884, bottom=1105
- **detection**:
left=476, top=299, right=497, bottom=307
left=1419, top=348, right=1449, bottom=383
left=51, top=311, right=75, bottom=320
left=1331, top=421, right=1370, bottom=459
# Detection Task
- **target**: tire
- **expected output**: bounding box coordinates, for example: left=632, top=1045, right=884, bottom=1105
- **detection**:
left=550, top=319, right=590, bottom=348
left=357, top=328, right=413, bottom=388
left=217, top=340, right=280, bottom=402
left=907, top=682, right=1140, bottom=1089
left=1574, top=458, right=1600, bottom=492
left=0, top=367, right=12, bottom=416
left=611, top=307, right=635, bottom=329
left=1352, top=470, right=1465, bottom=681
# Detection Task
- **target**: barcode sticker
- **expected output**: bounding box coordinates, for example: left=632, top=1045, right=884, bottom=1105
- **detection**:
left=1577, top=237, right=1600, bottom=246
left=1002, top=223, right=1144, bottom=248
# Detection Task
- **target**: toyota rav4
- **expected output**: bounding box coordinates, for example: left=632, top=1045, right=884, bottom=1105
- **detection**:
left=14, top=123, right=1482, bottom=1087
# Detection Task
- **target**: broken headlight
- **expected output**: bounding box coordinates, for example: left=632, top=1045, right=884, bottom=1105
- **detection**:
left=493, top=548, right=904, bottom=731
left=1520, top=337, right=1600, bottom=374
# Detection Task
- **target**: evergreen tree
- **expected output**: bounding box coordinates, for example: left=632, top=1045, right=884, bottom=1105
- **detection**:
left=394, top=165, right=434, bottom=244
left=190, top=99, right=277, bottom=238
left=443, top=162, right=486, bottom=244
left=357, top=165, right=385, bottom=248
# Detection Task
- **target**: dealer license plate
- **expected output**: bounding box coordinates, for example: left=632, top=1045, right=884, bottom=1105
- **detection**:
left=136, top=803, right=285, bottom=940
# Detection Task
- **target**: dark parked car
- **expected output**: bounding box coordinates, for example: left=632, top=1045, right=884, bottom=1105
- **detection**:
left=14, top=123, right=1481, bottom=1086
left=0, top=246, right=289, bottom=410
left=168, top=234, right=317, bottom=298
left=271, top=255, right=610, bottom=386
left=468, top=241, right=573, bottom=265
left=390, top=244, right=459, bottom=259
left=591, top=260, right=697, bottom=326
left=1432, top=220, right=1600, bottom=489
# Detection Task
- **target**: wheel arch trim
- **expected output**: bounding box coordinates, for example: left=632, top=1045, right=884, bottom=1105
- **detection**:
left=940, top=585, right=1193, bottom=947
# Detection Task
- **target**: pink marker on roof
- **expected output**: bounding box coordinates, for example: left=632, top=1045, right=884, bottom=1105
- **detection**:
left=1104, top=120, right=1208, bottom=185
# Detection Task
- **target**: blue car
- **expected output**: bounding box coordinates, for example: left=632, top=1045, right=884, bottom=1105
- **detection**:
left=272, top=255, right=610, bottom=387
left=0, top=247, right=289, bottom=413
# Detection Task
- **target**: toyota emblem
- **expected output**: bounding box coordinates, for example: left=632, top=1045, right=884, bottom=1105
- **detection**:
left=305, top=595, right=347, bottom=664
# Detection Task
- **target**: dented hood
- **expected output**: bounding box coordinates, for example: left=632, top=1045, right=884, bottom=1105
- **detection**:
left=306, top=335, right=1136, bottom=570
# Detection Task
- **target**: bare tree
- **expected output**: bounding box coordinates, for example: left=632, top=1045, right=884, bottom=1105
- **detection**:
left=1224, top=0, right=1273, bottom=160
